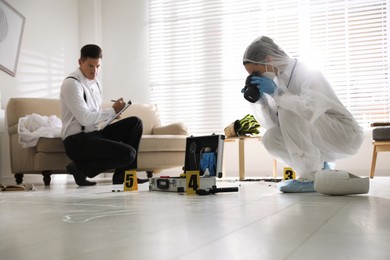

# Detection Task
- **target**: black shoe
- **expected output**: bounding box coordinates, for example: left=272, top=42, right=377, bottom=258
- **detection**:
left=66, top=163, right=96, bottom=186
left=112, top=179, right=123, bottom=185
left=112, top=172, right=124, bottom=185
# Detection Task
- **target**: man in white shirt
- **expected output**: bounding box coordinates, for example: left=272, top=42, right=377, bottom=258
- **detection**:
left=60, top=44, right=143, bottom=186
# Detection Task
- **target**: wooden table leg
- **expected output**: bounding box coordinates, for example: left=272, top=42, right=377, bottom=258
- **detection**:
left=226, top=137, right=275, bottom=180
left=273, top=159, right=277, bottom=178
left=238, top=138, right=245, bottom=180
left=370, top=144, right=377, bottom=179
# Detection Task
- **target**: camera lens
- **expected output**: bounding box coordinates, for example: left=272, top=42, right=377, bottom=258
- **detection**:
left=244, top=86, right=260, bottom=103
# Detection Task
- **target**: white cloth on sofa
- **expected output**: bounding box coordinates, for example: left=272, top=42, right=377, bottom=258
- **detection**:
left=18, top=113, right=62, bottom=148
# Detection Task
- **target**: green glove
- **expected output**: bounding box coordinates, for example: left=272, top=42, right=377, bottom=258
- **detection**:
left=236, top=114, right=260, bottom=136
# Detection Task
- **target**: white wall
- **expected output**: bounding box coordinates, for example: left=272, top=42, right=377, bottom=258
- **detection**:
left=0, top=0, right=389, bottom=182
left=0, top=0, right=79, bottom=105
left=100, top=0, right=150, bottom=104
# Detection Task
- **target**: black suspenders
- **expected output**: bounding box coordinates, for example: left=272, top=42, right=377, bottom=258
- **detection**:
left=65, top=76, right=101, bottom=131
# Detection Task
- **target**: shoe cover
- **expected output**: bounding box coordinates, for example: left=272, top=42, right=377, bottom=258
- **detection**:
left=314, top=170, right=369, bottom=196
left=277, top=179, right=316, bottom=193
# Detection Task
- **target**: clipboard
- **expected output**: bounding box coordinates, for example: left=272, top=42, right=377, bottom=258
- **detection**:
left=102, top=100, right=132, bottom=128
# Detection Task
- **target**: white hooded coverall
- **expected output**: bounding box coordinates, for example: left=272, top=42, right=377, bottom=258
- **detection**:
left=251, top=58, right=363, bottom=180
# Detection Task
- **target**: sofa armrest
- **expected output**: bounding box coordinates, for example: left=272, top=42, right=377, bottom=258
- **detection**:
left=152, top=122, right=188, bottom=135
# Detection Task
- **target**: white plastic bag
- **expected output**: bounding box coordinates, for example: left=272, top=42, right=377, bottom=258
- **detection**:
left=18, top=113, right=62, bottom=148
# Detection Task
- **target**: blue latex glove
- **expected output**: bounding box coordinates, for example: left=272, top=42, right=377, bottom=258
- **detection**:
left=250, top=76, right=277, bottom=96
left=200, top=152, right=216, bottom=176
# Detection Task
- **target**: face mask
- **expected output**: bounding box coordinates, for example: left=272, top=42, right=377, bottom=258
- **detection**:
left=262, top=71, right=276, bottom=79
left=261, top=65, right=276, bottom=79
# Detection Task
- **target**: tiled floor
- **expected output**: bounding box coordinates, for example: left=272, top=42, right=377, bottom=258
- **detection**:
left=1, top=175, right=390, bottom=260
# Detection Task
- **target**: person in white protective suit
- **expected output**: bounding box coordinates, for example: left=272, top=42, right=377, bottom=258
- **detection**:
left=242, top=36, right=364, bottom=193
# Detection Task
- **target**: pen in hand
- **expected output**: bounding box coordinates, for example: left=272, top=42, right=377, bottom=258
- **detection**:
left=111, top=98, right=124, bottom=104
left=111, top=98, right=125, bottom=114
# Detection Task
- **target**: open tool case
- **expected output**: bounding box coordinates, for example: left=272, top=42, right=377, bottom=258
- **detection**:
left=149, top=134, right=225, bottom=192
left=184, top=134, right=225, bottom=178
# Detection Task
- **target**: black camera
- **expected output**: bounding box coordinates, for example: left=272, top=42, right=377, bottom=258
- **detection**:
left=243, top=73, right=261, bottom=103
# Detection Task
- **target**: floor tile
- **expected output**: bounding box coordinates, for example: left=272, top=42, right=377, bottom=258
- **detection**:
left=0, top=176, right=389, bottom=260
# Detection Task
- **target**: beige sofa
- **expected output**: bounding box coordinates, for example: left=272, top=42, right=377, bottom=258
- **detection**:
left=6, top=98, right=188, bottom=185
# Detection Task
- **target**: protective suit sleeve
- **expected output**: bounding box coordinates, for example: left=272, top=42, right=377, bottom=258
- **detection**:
left=250, top=93, right=279, bottom=129
left=275, top=89, right=332, bottom=124
left=274, top=69, right=350, bottom=124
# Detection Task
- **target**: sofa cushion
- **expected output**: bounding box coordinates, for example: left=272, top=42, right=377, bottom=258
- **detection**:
left=36, top=137, right=65, bottom=152
left=36, top=135, right=187, bottom=153
left=7, top=98, right=61, bottom=134
left=139, top=135, right=187, bottom=152
left=103, top=103, right=161, bottom=135
left=373, top=127, right=390, bottom=141
left=152, top=123, right=188, bottom=135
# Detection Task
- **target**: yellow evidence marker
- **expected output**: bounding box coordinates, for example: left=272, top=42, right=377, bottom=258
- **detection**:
left=283, top=167, right=296, bottom=180
left=124, top=170, right=138, bottom=191
left=186, top=171, right=200, bottom=195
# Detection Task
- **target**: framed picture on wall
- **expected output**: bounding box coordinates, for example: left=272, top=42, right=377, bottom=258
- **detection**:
left=0, top=0, right=25, bottom=77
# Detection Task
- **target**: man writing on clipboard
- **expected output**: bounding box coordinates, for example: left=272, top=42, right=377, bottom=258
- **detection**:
left=60, top=44, right=144, bottom=186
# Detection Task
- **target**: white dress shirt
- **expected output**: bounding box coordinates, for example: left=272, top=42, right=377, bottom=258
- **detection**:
left=60, top=69, right=115, bottom=139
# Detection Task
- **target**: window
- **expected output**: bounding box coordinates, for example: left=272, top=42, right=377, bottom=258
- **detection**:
left=149, top=0, right=389, bottom=135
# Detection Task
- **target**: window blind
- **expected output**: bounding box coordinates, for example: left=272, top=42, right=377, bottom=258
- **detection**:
left=149, top=0, right=389, bottom=135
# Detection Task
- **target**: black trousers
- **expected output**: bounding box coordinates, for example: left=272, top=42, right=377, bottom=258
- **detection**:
left=63, top=117, right=143, bottom=178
